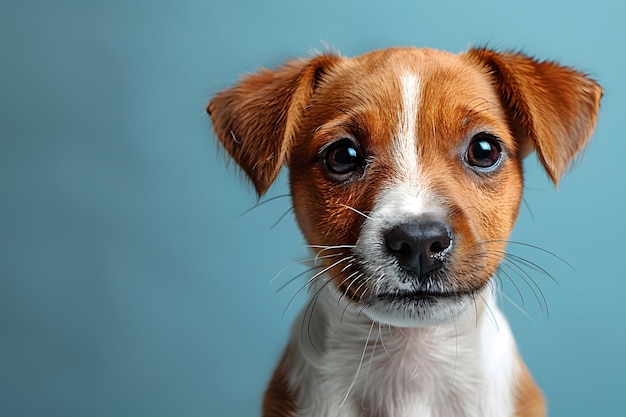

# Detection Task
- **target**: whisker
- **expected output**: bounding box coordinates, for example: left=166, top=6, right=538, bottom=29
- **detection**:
left=478, top=292, right=500, bottom=332
left=463, top=97, right=503, bottom=117
left=499, top=257, right=549, bottom=317
left=303, top=268, right=348, bottom=351
left=350, top=275, right=372, bottom=303
left=276, top=265, right=325, bottom=293
left=340, top=321, right=375, bottom=408
left=283, top=256, right=352, bottom=317
left=337, top=271, right=365, bottom=304
left=468, top=236, right=566, bottom=317
left=270, top=206, right=294, bottom=229
left=491, top=269, right=505, bottom=295
left=466, top=98, right=490, bottom=114
left=473, top=103, right=503, bottom=114
left=471, top=293, right=479, bottom=328
left=379, top=322, right=394, bottom=362
left=299, top=255, right=359, bottom=353
left=502, top=253, right=560, bottom=286
left=340, top=261, right=354, bottom=273
left=411, top=328, right=436, bottom=381
left=269, top=253, right=343, bottom=285
left=469, top=250, right=526, bottom=307
left=396, top=326, right=407, bottom=338
left=498, top=290, right=534, bottom=322
left=479, top=240, right=574, bottom=270
left=337, top=270, right=361, bottom=298
left=472, top=249, right=547, bottom=316
left=238, top=194, right=291, bottom=217
left=308, top=244, right=357, bottom=250
left=307, top=244, right=356, bottom=260
left=462, top=97, right=488, bottom=113
left=521, top=197, right=535, bottom=220
left=477, top=246, right=559, bottom=287
left=494, top=267, right=525, bottom=308
left=356, top=301, right=369, bottom=321
left=467, top=239, right=571, bottom=318
left=452, top=317, right=458, bottom=388
left=340, top=204, right=371, bottom=219
left=362, top=326, right=380, bottom=410
left=229, top=129, right=241, bottom=144
left=339, top=273, right=365, bottom=323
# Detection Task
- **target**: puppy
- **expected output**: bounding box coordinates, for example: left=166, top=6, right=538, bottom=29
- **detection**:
left=208, top=47, right=601, bottom=417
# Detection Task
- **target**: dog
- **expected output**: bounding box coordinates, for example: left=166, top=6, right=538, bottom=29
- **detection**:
left=208, top=46, right=601, bottom=417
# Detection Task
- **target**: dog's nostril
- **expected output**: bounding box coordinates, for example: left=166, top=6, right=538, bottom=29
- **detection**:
left=385, top=220, right=452, bottom=277
left=398, top=242, right=413, bottom=258
left=428, top=235, right=451, bottom=256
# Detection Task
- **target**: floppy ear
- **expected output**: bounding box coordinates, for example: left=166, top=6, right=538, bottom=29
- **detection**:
left=466, top=48, right=602, bottom=185
left=207, top=54, right=339, bottom=196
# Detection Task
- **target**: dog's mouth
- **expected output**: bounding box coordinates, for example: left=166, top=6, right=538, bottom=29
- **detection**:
left=373, top=288, right=478, bottom=312
left=376, top=290, right=467, bottom=303
left=357, top=284, right=480, bottom=327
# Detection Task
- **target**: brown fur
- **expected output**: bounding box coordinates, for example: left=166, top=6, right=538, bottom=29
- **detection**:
left=515, top=358, right=547, bottom=417
left=263, top=346, right=298, bottom=417
left=466, top=48, right=602, bottom=185
left=207, top=55, right=339, bottom=196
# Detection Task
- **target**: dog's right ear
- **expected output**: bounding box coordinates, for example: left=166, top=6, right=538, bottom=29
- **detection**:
left=208, top=54, right=339, bottom=197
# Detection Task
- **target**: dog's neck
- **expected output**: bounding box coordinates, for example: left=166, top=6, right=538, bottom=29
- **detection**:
left=286, top=284, right=520, bottom=417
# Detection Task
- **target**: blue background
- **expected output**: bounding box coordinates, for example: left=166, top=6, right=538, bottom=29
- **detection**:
left=1, top=1, right=624, bottom=416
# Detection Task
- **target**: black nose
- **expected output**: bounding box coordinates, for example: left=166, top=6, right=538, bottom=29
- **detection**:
left=385, top=219, right=452, bottom=277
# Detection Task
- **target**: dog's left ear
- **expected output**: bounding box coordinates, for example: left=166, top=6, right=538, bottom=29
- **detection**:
left=208, top=54, right=339, bottom=196
left=467, top=48, right=602, bottom=186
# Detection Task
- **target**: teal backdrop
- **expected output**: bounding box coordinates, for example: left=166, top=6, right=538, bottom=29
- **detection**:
left=1, top=1, right=624, bottom=416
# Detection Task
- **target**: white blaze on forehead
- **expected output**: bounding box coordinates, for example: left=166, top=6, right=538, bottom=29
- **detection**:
left=382, top=70, right=439, bottom=215
left=353, top=72, right=446, bottom=297
left=356, top=70, right=444, bottom=243
left=395, top=71, right=421, bottom=179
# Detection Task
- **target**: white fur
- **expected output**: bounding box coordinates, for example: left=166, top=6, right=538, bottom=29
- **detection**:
left=287, top=284, right=518, bottom=417
left=396, top=71, right=421, bottom=182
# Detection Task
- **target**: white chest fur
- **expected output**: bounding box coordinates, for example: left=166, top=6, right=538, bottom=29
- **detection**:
left=286, top=286, right=520, bottom=417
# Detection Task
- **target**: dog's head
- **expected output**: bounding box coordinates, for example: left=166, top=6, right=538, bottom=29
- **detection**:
left=208, top=47, right=601, bottom=327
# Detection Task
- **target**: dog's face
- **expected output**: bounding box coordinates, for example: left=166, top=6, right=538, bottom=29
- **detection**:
left=209, top=47, right=601, bottom=327
left=289, top=49, right=523, bottom=326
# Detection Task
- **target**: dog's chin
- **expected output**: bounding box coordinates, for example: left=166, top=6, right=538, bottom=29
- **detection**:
left=360, top=291, right=475, bottom=328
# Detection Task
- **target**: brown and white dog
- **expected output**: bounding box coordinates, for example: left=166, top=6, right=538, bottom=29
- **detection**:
left=208, top=47, right=601, bottom=417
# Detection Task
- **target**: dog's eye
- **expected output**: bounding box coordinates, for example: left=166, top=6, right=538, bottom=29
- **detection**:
left=466, top=133, right=502, bottom=170
left=323, top=139, right=364, bottom=176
